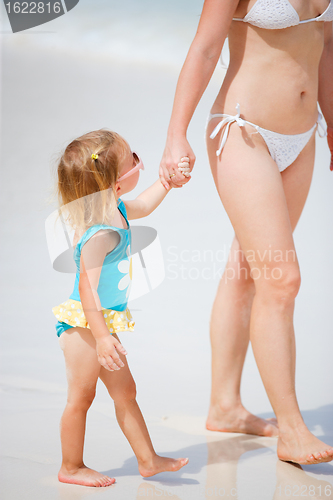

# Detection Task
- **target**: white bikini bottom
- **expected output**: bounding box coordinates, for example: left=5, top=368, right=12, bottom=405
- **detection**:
left=207, top=103, right=327, bottom=172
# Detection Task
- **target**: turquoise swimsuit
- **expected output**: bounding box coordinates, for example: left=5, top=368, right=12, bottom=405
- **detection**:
left=53, top=198, right=135, bottom=337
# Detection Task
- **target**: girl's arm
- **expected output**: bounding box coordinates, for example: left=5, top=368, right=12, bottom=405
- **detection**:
left=78, top=230, right=127, bottom=371
left=318, top=21, right=333, bottom=171
left=123, top=179, right=171, bottom=221
left=159, top=0, right=239, bottom=189
left=123, top=158, right=190, bottom=220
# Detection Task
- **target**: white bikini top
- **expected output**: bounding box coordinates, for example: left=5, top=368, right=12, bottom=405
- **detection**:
left=233, top=0, right=333, bottom=29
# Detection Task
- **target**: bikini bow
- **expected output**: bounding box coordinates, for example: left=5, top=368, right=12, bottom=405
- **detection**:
left=210, top=103, right=246, bottom=156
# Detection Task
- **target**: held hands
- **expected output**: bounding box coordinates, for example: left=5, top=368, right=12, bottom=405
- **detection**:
left=96, top=335, right=127, bottom=371
left=327, top=127, right=333, bottom=171
left=159, top=138, right=195, bottom=190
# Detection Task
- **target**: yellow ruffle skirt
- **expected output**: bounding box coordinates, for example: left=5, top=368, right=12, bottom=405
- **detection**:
left=52, top=299, right=135, bottom=334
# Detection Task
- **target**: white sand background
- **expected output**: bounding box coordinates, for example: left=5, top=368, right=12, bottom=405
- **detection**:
left=0, top=1, right=333, bottom=499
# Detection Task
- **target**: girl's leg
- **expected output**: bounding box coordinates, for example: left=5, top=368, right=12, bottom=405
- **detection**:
left=206, top=120, right=333, bottom=464
left=58, top=327, right=115, bottom=487
left=98, top=334, right=189, bottom=477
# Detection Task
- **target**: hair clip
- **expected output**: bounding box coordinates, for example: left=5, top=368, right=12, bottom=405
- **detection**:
left=91, top=154, right=98, bottom=160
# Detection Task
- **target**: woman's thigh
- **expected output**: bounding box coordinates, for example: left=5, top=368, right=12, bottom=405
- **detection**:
left=280, top=133, right=315, bottom=231
left=205, top=122, right=314, bottom=284
left=59, top=327, right=101, bottom=401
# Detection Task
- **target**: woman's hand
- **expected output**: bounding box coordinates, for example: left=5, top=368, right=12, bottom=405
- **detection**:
left=327, top=127, right=333, bottom=171
left=159, top=137, right=195, bottom=190
left=96, top=335, right=127, bottom=371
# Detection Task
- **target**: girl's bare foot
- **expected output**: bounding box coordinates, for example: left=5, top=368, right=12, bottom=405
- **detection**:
left=138, top=456, right=189, bottom=477
left=278, top=426, right=333, bottom=465
left=58, top=464, right=116, bottom=487
left=206, top=403, right=279, bottom=437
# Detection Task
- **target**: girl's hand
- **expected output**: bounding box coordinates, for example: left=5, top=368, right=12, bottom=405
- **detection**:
left=96, top=335, right=127, bottom=371
left=327, top=127, right=333, bottom=171
left=159, top=137, right=195, bottom=190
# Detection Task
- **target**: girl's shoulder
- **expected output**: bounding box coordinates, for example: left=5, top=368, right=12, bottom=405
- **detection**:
left=73, top=198, right=129, bottom=261
left=74, top=224, right=114, bottom=259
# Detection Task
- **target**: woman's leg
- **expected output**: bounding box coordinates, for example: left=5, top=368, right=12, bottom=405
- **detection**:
left=99, top=334, right=189, bottom=477
left=206, top=235, right=279, bottom=436
left=206, top=120, right=279, bottom=436
left=58, top=327, right=115, bottom=487
left=206, top=121, right=333, bottom=464
left=206, top=131, right=318, bottom=437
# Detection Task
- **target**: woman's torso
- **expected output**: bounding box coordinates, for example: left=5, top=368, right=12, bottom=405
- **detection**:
left=212, top=0, right=330, bottom=133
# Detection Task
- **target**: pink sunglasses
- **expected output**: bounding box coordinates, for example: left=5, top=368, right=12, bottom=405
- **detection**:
left=117, top=152, right=144, bottom=182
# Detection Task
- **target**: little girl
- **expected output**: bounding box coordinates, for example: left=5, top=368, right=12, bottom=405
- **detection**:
left=52, top=129, right=191, bottom=487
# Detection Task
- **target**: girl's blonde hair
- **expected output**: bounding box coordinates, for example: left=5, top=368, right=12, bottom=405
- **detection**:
left=57, top=129, right=129, bottom=233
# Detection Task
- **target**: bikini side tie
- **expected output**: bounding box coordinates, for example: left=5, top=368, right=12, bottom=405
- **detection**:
left=210, top=103, right=246, bottom=156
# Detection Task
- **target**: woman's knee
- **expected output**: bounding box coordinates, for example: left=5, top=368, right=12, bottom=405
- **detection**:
left=254, top=265, right=301, bottom=301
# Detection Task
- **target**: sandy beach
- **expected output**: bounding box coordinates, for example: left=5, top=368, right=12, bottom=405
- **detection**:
left=1, top=1, right=333, bottom=498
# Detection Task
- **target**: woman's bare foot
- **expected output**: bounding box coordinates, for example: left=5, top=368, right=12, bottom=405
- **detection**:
left=206, top=404, right=279, bottom=437
left=58, top=464, right=116, bottom=487
left=138, top=456, right=189, bottom=478
left=278, top=426, right=333, bottom=465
